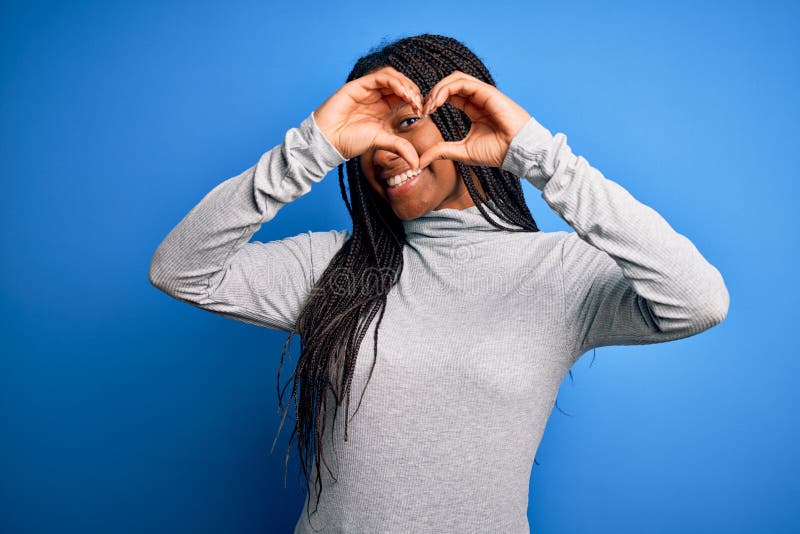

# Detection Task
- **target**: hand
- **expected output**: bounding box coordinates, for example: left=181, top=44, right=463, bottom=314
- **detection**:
left=313, top=66, right=425, bottom=169
left=417, top=71, right=532, bottom=169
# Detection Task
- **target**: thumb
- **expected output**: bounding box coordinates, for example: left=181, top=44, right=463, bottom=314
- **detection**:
left=418, top=140, right=469, bottom=170
left=372, top=131, right=420, bottom=170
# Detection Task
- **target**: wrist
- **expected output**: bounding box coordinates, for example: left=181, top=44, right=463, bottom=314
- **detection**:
left=310, top=111, right=347, bottom=162
left=500, top=116, right=556, bottom=190
left=504, top=108, right=533, bottom=145
left=300, top=112, right=348, bottom=171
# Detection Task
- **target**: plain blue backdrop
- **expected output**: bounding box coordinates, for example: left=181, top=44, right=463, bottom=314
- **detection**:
left=1, top=0, right=797, bottom=532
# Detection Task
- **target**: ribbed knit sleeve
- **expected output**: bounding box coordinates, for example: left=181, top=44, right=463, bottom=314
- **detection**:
left=148, top=112, right=350, bottom=333
left=502, top=117, right=729, bottom=360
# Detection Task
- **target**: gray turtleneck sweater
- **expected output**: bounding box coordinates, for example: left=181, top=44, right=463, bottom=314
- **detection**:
left=149, top=111, right=729, bottom=533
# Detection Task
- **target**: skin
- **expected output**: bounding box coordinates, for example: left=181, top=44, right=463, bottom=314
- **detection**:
left=313, top=66, right=531, bottom=221
left=358, top=96, right=488, bottom=221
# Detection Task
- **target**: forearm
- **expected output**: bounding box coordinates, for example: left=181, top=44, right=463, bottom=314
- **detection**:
left=148, top=112, right=347, bottom=303
left=502, top=117, right=729, bottom=339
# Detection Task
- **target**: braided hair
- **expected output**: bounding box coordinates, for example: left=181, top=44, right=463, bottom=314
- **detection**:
left=273, top=33, right=541, bottom=526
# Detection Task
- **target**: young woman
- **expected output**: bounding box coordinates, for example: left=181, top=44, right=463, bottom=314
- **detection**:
left=149, top=34, right=729, bottom=533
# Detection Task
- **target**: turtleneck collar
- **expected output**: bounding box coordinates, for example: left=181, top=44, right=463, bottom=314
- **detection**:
left=401, top=199, right=523, bottom=242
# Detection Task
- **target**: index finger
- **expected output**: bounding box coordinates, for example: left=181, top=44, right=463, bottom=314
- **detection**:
left=360, top=67, right=424, bottom=115
left=424, top=76, right=489, bottom=118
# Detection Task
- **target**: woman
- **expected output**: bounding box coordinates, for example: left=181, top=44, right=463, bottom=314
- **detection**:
left=149, top=34, right=729, bottom=533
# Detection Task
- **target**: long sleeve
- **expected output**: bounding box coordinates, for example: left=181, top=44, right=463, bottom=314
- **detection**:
left=501, top=116, right=729, bottom=360
left=148, top=112, right=350, bottom=333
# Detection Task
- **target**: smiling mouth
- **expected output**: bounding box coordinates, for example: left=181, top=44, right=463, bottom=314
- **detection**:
left=386, top=167, right=424, bottom=188
left=380, top=166, right=428, bottom=199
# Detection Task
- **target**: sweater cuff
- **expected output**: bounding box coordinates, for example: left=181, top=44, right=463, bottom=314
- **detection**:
left=292, top=111, right=348, bottom=177
left=500, top=116, right=557, bottom=191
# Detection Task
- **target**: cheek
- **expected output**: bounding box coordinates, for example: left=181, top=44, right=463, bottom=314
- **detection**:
left=414, top=129, right=440, bottom=155
left=430, top=160, right=458, bottom=183
left=357, top=158, right=385, bottom=196
left=359, top=157, right=379, bottom=188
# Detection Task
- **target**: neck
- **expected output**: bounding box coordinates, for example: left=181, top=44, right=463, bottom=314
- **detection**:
left=401, top=199, right=523, bottom=244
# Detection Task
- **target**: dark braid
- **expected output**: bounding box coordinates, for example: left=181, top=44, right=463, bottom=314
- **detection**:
left=271, top=34, right=541, bottom=528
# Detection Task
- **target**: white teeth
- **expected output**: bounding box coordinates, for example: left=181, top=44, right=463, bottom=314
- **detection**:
left=387, top=168, right=423, bottom=187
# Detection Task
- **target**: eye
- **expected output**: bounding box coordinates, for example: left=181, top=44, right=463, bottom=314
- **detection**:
left=398, top=116, right=420, bottom=129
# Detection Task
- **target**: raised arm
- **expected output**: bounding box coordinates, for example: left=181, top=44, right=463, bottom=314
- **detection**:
left=415, top=70, right=728, bottom=362
left=148, top=112, right=349, bottom=332
left=502, top=117, right=730, bottom=359
left=149, top=66, right=428, bottom=333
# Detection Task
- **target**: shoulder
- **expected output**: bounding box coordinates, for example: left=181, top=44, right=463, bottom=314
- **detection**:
left=305, top=228, right=351, bottom=284
left=558, top=230, right=610, bottom=260
left=514, top=229, right=614, bottom=275
left=557, top=229, right=618, bottom=277
left=489, top=229, right=569, bottom=279
left=510, top=228, right=570, bottom=257
left=247, top=229, right=350, bottom=287
left=306, top=228, right=351, bottom=248
left=269, top=228, right=349, bottom=254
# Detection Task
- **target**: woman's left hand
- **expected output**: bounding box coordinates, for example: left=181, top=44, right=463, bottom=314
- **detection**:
left=417, top=71, right=532, bottom=169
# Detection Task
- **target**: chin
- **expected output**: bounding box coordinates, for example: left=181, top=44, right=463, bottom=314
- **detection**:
left=391, top=208, right=417, bottom=222
left=369, top=184, right=434, bottom=221
left=391, top=201, right=430, bottom=222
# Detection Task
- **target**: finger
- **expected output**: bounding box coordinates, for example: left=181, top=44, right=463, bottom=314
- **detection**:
left=362, top=69, right=423, bottom=115
left=376, top=66, right=424, bottom=103
left=364, top=73, right=420, bottom=114
left=424, top=77, right=490, bottom=118
left=425, top=77, right=483, bottom=114
left=377, top=73, right=425, bottom=116
left=418, top=140, right=471, bottom=169
left=424, top=71, right=477, bottom=110
left=440, top=94, right=471, bottom=114
left=372, top=130, right=420, bottom=170
left=424, top=70, right=470, bottom=101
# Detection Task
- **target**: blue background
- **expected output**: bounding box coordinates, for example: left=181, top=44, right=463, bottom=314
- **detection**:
left=2, top=0, right=797, bottom=532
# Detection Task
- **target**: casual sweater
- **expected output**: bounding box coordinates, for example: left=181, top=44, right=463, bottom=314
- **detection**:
left=149, top=111, right=729, bottom=533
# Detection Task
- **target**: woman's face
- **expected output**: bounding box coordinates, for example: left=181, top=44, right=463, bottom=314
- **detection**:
left=359, top=96, right=485, bottom=221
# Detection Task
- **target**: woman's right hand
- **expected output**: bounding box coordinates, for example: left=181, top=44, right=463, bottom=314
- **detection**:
left=313, top=66, right=425, bottom=169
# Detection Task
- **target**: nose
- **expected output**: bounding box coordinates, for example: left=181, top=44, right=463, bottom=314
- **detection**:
left=372, top=148, right=405, bottom=170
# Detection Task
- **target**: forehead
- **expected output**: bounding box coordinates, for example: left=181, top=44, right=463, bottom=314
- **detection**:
left=383, top=94, right=411, bottom=118
left=384, top=102, right=411, bottom=119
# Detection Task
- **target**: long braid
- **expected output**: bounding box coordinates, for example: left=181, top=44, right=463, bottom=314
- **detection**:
left=271, top=34, right=541, bottom=529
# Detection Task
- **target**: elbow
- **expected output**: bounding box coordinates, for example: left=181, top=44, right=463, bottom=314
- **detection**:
left=148, top=255, right=170, bottom=294
left=650, top=277, right=730, bottom=336
left=149, top=265, right=165, bottom=292
left=148, top=249, right=181, bottom=297
left=148, top=267, right=195, bottom=302
left=705, top=282, right=730, bottom=327
left=148, top=253, right=212, bottom=304
left=689, top=276, right=730, bottom=333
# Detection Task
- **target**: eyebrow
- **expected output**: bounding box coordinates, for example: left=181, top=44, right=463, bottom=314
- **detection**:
left=383, top=102, right=411, bottom=119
